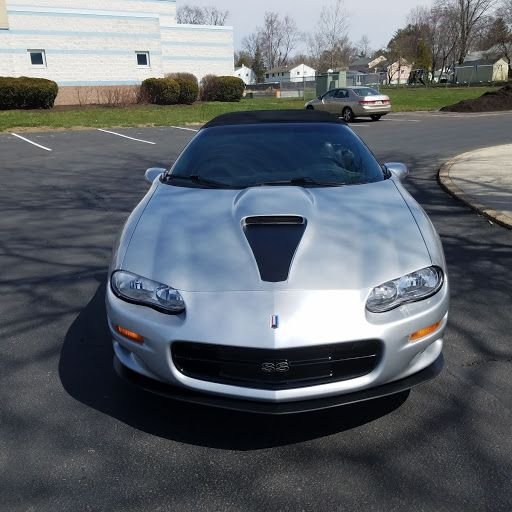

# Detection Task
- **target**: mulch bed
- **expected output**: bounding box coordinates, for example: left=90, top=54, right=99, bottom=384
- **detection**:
left=440, top=84, right=512, bottom=112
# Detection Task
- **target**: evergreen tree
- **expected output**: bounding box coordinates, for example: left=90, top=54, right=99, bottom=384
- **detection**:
left=415, top=40, right=432, bottom=70
left=252, top=45, right=266, bottom=83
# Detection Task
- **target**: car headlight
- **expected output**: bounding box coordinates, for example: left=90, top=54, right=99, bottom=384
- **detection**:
left=111, top=270, right=185, bottom=314
left=366, top=266, right=443, bottom=313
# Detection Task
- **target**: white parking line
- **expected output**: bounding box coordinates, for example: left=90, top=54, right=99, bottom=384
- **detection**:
left=97, top=128, right=156, bottom=145
left=385, top=118, right=421, bottom=123
left=10, top=133, right=52, bottom=152
left=169, top=126, right=199, bottom=132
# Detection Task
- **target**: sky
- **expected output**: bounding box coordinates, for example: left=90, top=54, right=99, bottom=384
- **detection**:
left=188, top=0, right=435, bottom=52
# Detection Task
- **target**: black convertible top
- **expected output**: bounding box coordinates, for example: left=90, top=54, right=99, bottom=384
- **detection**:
left=202, top=110, right=345, bottom=129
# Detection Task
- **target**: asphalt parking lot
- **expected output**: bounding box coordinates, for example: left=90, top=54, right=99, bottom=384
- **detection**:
left=1, top=111, right=512, bottom=511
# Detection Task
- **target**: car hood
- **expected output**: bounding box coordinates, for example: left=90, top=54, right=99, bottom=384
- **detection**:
left=122, top=180, right=431, bottom=292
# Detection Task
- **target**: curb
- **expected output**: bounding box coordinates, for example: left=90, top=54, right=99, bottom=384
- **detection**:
left=438, top=149, right=512, bottom=230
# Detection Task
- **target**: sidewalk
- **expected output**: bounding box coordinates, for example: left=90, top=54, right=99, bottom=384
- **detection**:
left=439, top=144, right=512, bottom=229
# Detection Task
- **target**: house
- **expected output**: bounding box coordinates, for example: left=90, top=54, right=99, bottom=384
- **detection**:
left=234, top=64, right=256, bottom=85
left=265, top=63, right=316, bottom=83
left=455, top=58, right=509, bottom=84
left=347, top=70, right=366, bottom=86
left=347, top=55, right=388, bottom=86
left=387, top=58, right=412, bottom=85
left=0, top=0, right=234, bottom=104
left=348, top=56, right=372, bottom=74
left=368, top=55, right=388, bottom=73
left=483, top=44, right=512, bottom=71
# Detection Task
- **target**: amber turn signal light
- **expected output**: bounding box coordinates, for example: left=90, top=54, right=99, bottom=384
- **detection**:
left=116, top=325, right=144, bottom=344
left=409, top=321, right=442, bottom=342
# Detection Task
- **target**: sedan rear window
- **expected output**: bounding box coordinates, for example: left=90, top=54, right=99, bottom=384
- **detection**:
left=353, top=87, right=381, bottom=97
left=167, top=123, right=384, bottom=189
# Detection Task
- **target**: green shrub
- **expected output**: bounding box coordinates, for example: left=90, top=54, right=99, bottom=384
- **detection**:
left=0, top=77, right=58, bottom=110
left=200, top=75, right=245, bottom=102
left=199, top=74, right=220, bottom=101
left=166, top=73, right=199, bottom=104
left=217, top=76, right=245, bottom=102
left=140, top=77, right=180, bottom=105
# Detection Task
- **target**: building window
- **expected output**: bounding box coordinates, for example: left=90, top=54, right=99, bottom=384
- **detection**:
left=28, top=49, right=46, bottom=66
left=136, top=51, right=150, bottom=67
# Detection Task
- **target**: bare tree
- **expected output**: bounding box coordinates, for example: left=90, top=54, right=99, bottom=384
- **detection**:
left=439, top=0, right=497, bottom=64
left=355, top=35, right=372, bottom=58
left=259, top=12, right=284, bottom=70
left=202, top=6, right=229, bottom=26
left=177, top=6, right=204, bottom=24
left=177, top=5, right=228, bottom=26
left=243, top=12, right=301, bottom=70
left=500, top=0, right=512, bottom=27
left=407, top=4, right=459, bottom=80
left=241, top=33, right=260, bottom=58
left=496, top=0, right=512, bottom=74
left=309, top=0, right=352, bottom=71
left=280, top=16, right=301, bottom=66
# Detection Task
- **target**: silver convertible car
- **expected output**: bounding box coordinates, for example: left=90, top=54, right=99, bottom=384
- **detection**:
left=107, top=110, right=449, bottom=414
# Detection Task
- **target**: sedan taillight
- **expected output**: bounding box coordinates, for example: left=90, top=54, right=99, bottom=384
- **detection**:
left=359, top=98, right=390, bottom=105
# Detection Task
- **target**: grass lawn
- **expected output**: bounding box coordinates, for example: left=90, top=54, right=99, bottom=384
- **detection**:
left=0, top=86, right=500, bottom=132
left=382, top=86, right=497, bottom=111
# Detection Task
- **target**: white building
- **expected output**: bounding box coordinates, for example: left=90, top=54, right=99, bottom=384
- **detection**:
left=387, top=59, right=412, bottom=85
left=265, top=63, right=316, bottom=83
left=0, top=0, right=234, bottom=103
left=234, top=64, right=255, bottom=85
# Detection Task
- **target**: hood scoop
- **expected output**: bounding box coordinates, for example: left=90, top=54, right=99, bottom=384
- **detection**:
left=242, top=216, right=307, bottom=282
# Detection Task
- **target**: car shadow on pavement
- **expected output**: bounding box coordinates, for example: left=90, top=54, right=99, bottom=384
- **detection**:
left=59, top=280, right=409, bottom=450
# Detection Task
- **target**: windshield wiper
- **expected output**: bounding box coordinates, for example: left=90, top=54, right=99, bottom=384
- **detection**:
left=165, top=174, right=235, bottom=189
left=254, top=177, right=347, bottom=187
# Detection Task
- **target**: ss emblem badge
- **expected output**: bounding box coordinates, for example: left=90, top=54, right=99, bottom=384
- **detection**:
left=261, top=361, right=290, bottom=373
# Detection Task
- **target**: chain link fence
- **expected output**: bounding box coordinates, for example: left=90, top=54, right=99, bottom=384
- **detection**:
left=243, top=64, right=509, bottom=100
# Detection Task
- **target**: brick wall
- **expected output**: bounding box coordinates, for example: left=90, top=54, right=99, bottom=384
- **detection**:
left=55, top=85, right=140, bottom=106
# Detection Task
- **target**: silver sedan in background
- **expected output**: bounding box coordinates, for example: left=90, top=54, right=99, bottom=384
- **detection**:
left=306, top=86, right=392, bottom=122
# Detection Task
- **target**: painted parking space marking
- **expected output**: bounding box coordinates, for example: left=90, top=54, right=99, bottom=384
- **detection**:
left=10, top=133, right=52, bottom=152
left=385, top=118, right=421, bottom=122
left=169, top=126, right=199, bottom=132
left=97, top=128, right=156, bottom=145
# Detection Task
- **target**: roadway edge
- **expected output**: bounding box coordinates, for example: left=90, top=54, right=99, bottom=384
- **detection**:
left=437, top=151, right=512, bottom=230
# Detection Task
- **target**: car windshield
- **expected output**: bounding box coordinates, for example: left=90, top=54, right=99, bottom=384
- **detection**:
left=166, top=123, right=385, bottom=189
left=353, top=87, right=381, bottom=97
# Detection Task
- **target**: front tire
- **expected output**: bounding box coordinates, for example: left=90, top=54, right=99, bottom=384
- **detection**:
left=306, top=105, right=314, bottom=110
left=370, top=114, right=382, bottom=121
left=342, top=107, right=354, bottom=122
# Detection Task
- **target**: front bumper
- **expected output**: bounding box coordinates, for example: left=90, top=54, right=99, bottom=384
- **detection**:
left=106, top=281, right=449, bottom=406
left=114, top=352, right=444, bottom=414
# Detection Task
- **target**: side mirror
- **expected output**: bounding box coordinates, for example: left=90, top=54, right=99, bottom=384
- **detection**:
left=384, top=162, right=409, bottom=181
left=145, top=167, right=166, bottom=184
